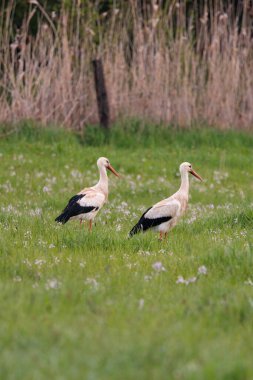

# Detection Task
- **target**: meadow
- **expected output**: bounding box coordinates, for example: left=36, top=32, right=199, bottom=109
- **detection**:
left=0, top=122, right=253, bottom=380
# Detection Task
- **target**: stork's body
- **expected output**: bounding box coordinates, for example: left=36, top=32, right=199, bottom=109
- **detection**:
left=55, top=157, right=119, bottom=231
left=129, top=162, right=202, bottom=239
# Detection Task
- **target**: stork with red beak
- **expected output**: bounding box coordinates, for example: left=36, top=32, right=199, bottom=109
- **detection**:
left=129, top=162, right=203, bottom=239
left=55, top=157, right=119, bottom=231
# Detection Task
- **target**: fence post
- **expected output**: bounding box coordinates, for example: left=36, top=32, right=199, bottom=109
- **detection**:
left=92, top=58, right=110, bottom=129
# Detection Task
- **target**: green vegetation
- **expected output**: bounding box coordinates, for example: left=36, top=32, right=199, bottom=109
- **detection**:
left=0, top=123, right=253, bottom=379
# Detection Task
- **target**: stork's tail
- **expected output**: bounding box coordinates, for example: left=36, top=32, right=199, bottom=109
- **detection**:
left=55, top=211, right=70, bottom=224
left=129, top=222, right=143, bottom=237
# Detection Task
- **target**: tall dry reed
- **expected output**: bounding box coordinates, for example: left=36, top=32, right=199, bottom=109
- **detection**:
left=0, top=1, right=252, bottom=130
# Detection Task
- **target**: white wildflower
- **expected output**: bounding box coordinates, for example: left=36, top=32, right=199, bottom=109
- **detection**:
left=85, top=278, right=99, bottom=289
left=176, top=275, right=197, bottom=285
left=116, top=224, right=122, bottom=231
left=176, top=276, right=186, bottom=284
left=23, top=259, right=32, bottom=267
left=138, top=299, right=145, bottom=310
left=152, top=262, right=166, bottom=272
left=34, top=259, right=46, bottom=266
left=188, top=277, right=197, bottom=284
left=198, top=265, right=207, bottom=275
left=13, top=276, right=22, bottom=282
left=43, top=186, right=51, bottom=193
left=45, top=278, right=61, bottom=290
left=29, top=208, right=42, bottom=217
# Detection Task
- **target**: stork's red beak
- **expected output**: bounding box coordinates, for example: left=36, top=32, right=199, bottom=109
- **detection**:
left=189, top=169, right=203, bottom=181
left=107, top=164, right=120, bottom=177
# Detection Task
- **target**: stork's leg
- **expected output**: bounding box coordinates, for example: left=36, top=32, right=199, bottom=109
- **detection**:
left=159, top=232, right=163, bottom=241
left=89, top=220, right=92, bottom=232
left=164, top=232, right=168, bottom=240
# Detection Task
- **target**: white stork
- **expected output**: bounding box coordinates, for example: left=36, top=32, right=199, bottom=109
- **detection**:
left=129, top=162, right=203, bottom=240
left=55, top=157, right=119, bottom=231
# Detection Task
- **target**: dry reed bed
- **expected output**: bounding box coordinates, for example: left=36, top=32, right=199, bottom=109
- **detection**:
left=0, top=2, right=252, bottom=130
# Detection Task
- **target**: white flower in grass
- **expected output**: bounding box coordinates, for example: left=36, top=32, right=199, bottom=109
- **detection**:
left=23, top=259, right=32, bottom=267
left=43, top=186, right=51, bottom=193
left=71, top=169, right=82, bottom=179
left=54, top=257, right=60, bottom=265
left=138, top=299, right=145, bottom=310
left=188, top=277, right=197, bottom=284
left=34, top=259, right=46, bottom=266
left=36, top=172, right=44, bottom=178
left=138, top=250, right=151, bottom=256
left=13, top=276, right=22, bottom=282
left=248, top=299, right=253, bottom=308
left=144, top=275, right=152, bottom=282
left=152, top=262, right=166, bottom=272
left=49, top=244, right=55, bottom=249
left=116, top=224, right=121, bottom=231
left=176, top=276, right=186, bottom=284
left=29, top=208, right=42, bottom=217
left=45, top=278, right=61, bottom=290
left=198, top=265, right=207, bottom=275
left=85, top=278, right=99, bottom=290
left=245, top=279, right=253, bottom=286
left=176, top=276, right=197, bottom=285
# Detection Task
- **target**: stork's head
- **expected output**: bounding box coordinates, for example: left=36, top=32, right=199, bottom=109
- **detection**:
left=180, top=162, right=203, bottom=181
left=97, top=157, right=120, bottom=177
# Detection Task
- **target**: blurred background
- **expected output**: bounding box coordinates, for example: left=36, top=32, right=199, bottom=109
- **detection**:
left=0, top=0, right=252, bottom=131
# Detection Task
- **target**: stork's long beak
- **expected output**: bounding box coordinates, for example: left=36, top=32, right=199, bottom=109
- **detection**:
left=189, top=169, right=203, bottom=181
left=107, top=164, right=120, bottom=177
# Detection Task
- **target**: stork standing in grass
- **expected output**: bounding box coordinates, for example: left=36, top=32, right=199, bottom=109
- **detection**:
left=55, top=157, right=120, bottom=231
left=129, top=162, right=203, bottom=240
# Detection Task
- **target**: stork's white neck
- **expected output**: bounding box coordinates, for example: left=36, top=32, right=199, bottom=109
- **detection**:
left=96, top=165, right=108, bottom=195
left=179, top=170, right=189, bottom=195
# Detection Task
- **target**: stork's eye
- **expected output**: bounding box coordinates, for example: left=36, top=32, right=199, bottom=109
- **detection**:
left=189, top=165, right=192, bottom=168
left=106, top=160, right=109, bottom=164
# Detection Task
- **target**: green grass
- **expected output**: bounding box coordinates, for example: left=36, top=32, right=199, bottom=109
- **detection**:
left=0, top=123, right=253, bottom=380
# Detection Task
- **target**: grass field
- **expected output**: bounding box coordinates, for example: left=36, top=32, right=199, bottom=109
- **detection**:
left=0, top=123, right=253, bottom=380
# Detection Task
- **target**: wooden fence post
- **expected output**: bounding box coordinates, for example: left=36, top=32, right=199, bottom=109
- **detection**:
left=92, top=58, right=110, bottom=129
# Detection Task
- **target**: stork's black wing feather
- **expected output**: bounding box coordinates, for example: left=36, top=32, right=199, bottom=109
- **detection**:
left=62, top=194, right=86, bottom=212
left=129, top=207, right=172, bottom=236
left=55, top=193, right=98, bottom=224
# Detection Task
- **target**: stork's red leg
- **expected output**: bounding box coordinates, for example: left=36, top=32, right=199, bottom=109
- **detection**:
left=89, top=220, right=92, bottom=232
left=164, top=232, right=168, bottom=240
left=159, top=232, right=163, bottom=241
